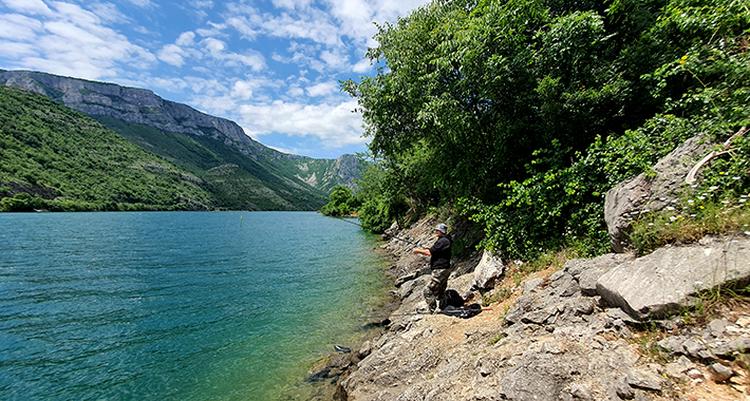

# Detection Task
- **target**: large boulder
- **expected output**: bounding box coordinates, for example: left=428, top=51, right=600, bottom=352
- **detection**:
left=604, top=134, right=714, bottom=252
left=564, top=253, right=634, bottom=296
left=596, top=236, right=750, bottom=320
left=471, top=250, right=505, bottom=291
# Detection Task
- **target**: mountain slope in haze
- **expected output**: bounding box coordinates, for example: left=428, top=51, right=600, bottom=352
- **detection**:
left=0, top=69, right=365, bottom=210
left=0, top=86, right=213, bottom=212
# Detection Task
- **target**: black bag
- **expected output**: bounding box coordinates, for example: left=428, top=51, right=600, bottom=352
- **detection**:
left=444, top=289, right=464, bottom=308
left=440, top=303, right=483, bottom=319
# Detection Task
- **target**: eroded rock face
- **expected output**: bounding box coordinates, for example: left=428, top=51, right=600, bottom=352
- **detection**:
left=472, top=251, right=505, bottom=292
left=596, top=237, right=750, bottom=320
left=604, top=135, right=713, bottom=252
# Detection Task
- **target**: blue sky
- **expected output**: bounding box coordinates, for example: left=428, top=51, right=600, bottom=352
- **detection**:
left=0, top=0, right=430, bottom=158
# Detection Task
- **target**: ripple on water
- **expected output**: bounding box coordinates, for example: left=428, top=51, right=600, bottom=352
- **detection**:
left=0, top=211, right=390, bottom=401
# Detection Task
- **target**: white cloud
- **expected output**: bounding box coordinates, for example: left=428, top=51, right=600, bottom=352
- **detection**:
left=231, top=80, right=254, bottom=99
left=0, top=40, right=35, bottom=57
left=2, top=0, right=52, bottom=16
left=287, top=86, right=304, bottom=97
left=219, top=0, right=428, bottom=74
left=88, top=2, right=132, bottom=24
left=192, top=94, right=236, bottom=114
left=156, top=32, right=204, bottom=68
left=223, top=51, right=265, bottom=71
left=157, top=44, right=185, bottom=67
left=126, top=0, right=151, bottom=7
left=238, top=100, right=365, bottom=147
left=319, top=48, right=349, bottom=70
left=225, top=15, right=257, bottom=39
left=326, top=0, right=430, bottom=46
left=203, top=37, right=225, bottom=55
left=271, top=0, right=313, bottom=10
left=200, top=37, right=265, bottom=71
left=0, top=14, right=42, bottom=40
left=225, top=3, right=341, bottom=46
left=351, top=57, right=372, bottom=73
left=306, top=81, right=338, bottom=97
left=0, top=1, right=155, bottom=80
left=175, top=31, right=195, bottom=46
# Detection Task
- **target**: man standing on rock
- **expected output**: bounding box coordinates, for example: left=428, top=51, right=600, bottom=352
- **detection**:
left=413, top=223, right=452, bottom=313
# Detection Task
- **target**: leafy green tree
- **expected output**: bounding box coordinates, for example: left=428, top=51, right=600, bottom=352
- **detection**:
left=350, top=0, right=750, bottom=259
left=320, top=185, right=360, bottom=216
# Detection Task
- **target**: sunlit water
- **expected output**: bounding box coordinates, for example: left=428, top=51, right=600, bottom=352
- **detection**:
left=0, top=211, right=390, bottom=400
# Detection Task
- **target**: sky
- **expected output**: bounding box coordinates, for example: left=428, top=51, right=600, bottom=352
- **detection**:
left=0, top=0, right=430, bottom=158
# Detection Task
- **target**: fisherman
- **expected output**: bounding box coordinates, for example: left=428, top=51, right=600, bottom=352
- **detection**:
left=413, top=223, right=452, bottom=313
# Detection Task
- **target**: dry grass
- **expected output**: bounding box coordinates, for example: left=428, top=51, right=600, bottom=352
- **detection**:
left=630, top=203, right=750, bottom=255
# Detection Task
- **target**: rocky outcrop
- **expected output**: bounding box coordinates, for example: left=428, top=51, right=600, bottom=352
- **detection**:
left=335, top=217, right=750, bottom=401
left=0, top=70, right=265, bottom=154
left=604, top=134, right=714, bottom=252
left=596, top=236, right=750, bottom=320
left=341, top=249, right=666, bottom=401
left=472, top=250, right=505, bottom=292
left=564, top=253, right=634, bottom=296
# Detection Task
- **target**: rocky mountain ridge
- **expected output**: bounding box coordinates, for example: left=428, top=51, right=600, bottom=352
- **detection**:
left=0, top=69, right=364, bottom=208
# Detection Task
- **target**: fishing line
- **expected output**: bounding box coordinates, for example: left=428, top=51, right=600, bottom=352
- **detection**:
left=327, top=215, right=425, bottom=247
left=384, top=307, right=493, bottom=317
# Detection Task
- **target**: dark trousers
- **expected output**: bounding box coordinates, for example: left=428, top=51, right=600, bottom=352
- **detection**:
left=423, top=267, right=452, bottom=311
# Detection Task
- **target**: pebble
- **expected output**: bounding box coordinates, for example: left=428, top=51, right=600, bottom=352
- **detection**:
left=665, top=356, right=694, bottom=380
left=627, top=370, right=662, bottom=392
left=614, top=379, right=635, bottom=400
left=686, top=368, right=704, bottom=380
left=568, top=383, right=592, bottom=400
left=707, top=319, right=729, bottom=337
left=682, top=339, right=705, bottom=358
left=709, top=362, right=733, bottom=383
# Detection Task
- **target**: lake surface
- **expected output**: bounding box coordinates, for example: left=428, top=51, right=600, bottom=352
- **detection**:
left=0, top=212, right=390, bottom=401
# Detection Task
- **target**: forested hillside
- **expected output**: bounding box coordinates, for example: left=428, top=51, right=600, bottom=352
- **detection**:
left=0, top=70, right=366, bottom=210
left=343, top=0, right=749, bottom=259
left=0, top=87, right=213, bottom=212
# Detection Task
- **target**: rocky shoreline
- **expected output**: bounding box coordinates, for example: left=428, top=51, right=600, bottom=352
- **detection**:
left=324, top=221, right=749, bottom=401
left=310, top=133, right=750, bottom=401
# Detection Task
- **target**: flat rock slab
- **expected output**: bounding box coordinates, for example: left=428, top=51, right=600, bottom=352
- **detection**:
left=596, top=237, right=750, bottom=320
left=564, top=253, right=633, bottom=296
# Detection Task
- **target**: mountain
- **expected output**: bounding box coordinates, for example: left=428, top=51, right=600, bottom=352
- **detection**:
left=0, top=69, right=365, bottom=210
left=0, top=86, right=213, bottom=211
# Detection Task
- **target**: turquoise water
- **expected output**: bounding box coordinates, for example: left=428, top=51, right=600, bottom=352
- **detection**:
left=0, top=212, right=390, bottom=401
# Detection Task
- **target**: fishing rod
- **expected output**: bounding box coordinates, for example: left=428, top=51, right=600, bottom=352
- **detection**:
left=328, top=215, right=425, bottom=248
left=386, top=307, right=493, bottom=317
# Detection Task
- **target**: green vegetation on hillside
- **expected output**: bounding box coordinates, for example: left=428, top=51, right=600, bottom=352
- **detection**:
left=347, top=0, right=750, bottom=260
left=0, top=87, right=213, bottom=211
left=94, top=116, right=328, bottom=210
left=320, top=185, right=360, bottom=216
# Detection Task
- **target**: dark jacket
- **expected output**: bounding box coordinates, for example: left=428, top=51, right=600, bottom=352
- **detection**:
left=429, top=235, right=452, bottom=269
